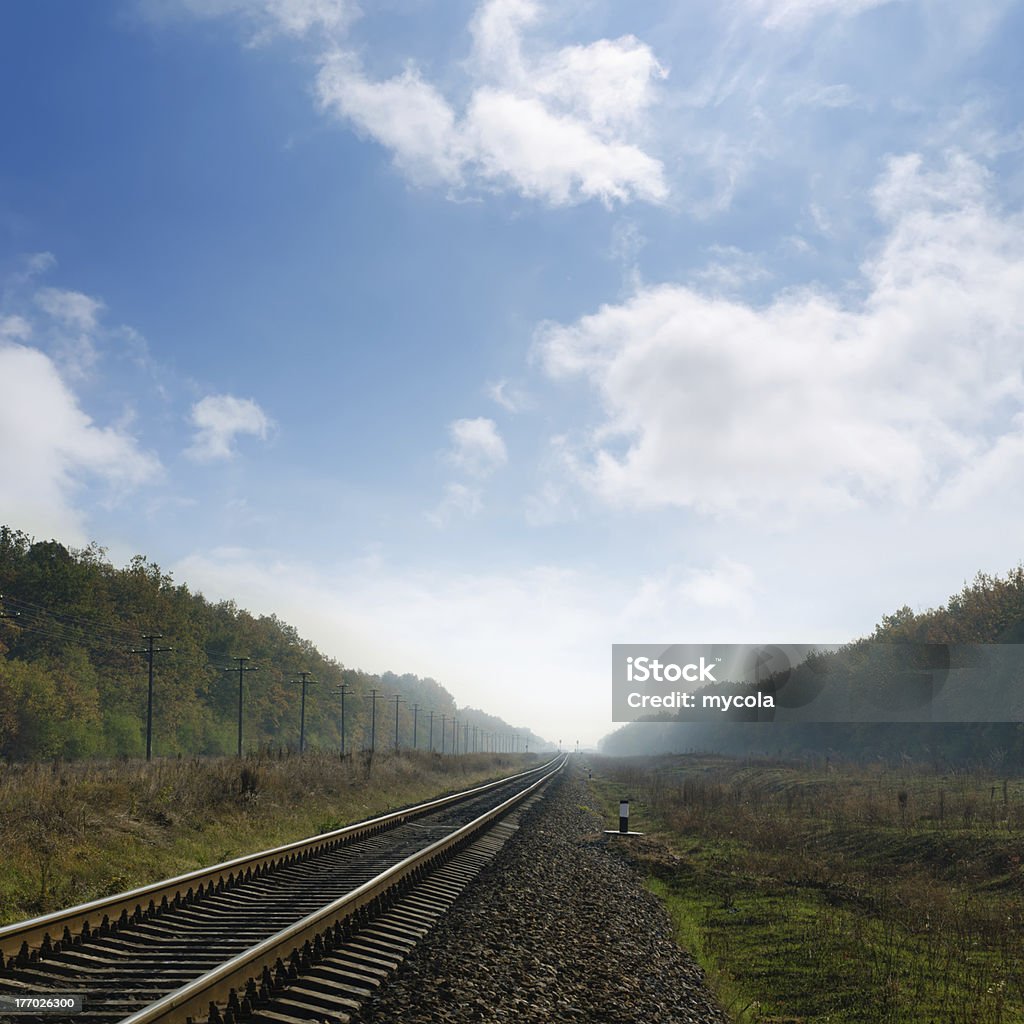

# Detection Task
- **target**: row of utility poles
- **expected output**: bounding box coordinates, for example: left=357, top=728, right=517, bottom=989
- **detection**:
left=130, top=638, right=530, bottom=761
left=341, top=686, right=527, bottom=759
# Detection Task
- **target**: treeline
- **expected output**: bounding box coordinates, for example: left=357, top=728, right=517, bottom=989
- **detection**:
left=601, top=566, right=1024, bottom=766
left=0, top=527, right=543, bottom=761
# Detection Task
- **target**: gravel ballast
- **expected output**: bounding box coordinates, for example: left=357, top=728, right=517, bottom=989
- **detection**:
left=353, top=768, right=729, bottom=1024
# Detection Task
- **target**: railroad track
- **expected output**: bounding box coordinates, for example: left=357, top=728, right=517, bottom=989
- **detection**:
left=0, top=756, right=566, bottom=1024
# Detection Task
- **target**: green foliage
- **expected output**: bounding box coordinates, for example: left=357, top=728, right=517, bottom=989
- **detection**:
left=0, top=524, right=526, bottom=761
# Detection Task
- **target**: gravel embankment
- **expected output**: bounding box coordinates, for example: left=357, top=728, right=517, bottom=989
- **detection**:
left=353, top=769, right=728, bottom=1024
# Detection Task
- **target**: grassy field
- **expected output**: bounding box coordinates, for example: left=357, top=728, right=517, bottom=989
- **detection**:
left=0, top=749, right=536, bottom=927
left=584, top=754, right=1024, bottom=1024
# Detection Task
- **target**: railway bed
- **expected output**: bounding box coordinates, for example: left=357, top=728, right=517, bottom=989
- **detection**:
left=0, top=757, right=564, bottom=1024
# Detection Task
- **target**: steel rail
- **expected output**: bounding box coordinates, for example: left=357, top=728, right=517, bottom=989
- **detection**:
left=118, top=755, right=567, bottom=1024
left=0, top=757, right=559, bottom=962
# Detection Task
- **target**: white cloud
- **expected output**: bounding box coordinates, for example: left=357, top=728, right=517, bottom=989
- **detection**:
left=743, top=0, right=899, bottom=30
left=445, top=417, right=508, bottom=477
left=29, top=286, right=112, bottom=378
left=261, top=0, right=354, bottom=36
left=0, top=316, right=32, bottom=342
left=315, top=0, right=667, bottom=206
left=186, top=394, right=272, bottom=461
left=524, top=480, right=575, bottom=526
left=617, top=560, right=758, bottom=631
left=460, top=87, right=665, bottom=205
left=655, top=0, right=1012, bottom=219
left=427, top=482, right=484, bottom=526
left=0, top=343, right=160, bottom=541
left=144, top=0, right=357, bottom=40
left=691, top=245, right=771, bottom=293
left=316, top=54, right=463, bottom=185
left=678, top=558, right=757, bottom=609
left=784, top=82, right=862, bottom=110
left=34, top=288, right=104, bottom=331
left=486, top=379, right=529, bottom=412
left=523, top=434, right=579, bottom=526
left=535, top=151, right=1024, bottom=517
left=469, top=1, right=666, bottom=130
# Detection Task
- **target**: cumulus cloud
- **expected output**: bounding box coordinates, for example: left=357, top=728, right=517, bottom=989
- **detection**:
left=0, top=343, right=160, bottom=541
left=316, top=55, right=463, bottom=185
left=445, top=417, right=507, bottom=477
left=186, top=394, right=272, bottom=461
left=315, top=0, right=667, bottom=206
left=534, top=151, right=1024, bottom=517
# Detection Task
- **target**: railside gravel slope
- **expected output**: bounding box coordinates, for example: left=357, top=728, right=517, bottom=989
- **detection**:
left=354, top=771, right=727, bottom=1024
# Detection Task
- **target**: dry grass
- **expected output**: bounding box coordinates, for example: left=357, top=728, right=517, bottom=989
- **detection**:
left=0, top=749, right=534, bottom=925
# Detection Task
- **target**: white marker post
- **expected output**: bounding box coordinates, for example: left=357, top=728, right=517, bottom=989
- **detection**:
left=604, top=796, right=643, bottom=837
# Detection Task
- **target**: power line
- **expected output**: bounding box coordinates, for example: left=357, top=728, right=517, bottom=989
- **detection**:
left=128, top=633, right=172, bottom=761
left=224, top=657, right=258, bottom=757
left=367, top=688, right=382, bottom=753
left=291, top=672, right=317, bottom=754
left=334, top=683, right=351, bottom=758
left=392, top=693, right=404, bottom=751
left=0, top=594, right=142, bottom=649
left=411, top=703, right=421, bottom=750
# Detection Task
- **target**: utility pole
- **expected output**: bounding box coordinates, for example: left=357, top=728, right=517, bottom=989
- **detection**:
left=392, top=694, right=404, bottom=751
left=130, top=633, right=172, bottom=762
left=440, top=714, right=447, bottom=754
left=368, top=688, right=382, bottom=753
left=428, top=710, right=435, bottom=752
left=291, top=672, right=317, bottom=754
left=225, top=658, right=258, bottom=757
left=411, top=703, right=420, bottom=749
left=452, top=717, right=458, bottom=755
left=334, top=683, right=350, bottom=758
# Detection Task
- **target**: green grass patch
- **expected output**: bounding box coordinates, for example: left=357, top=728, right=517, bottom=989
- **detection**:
left=590, top=755, right=1024, bottom=1023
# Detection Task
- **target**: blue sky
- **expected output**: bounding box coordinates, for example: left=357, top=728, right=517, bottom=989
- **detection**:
left=2, top=0, right=1023, bottom=746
